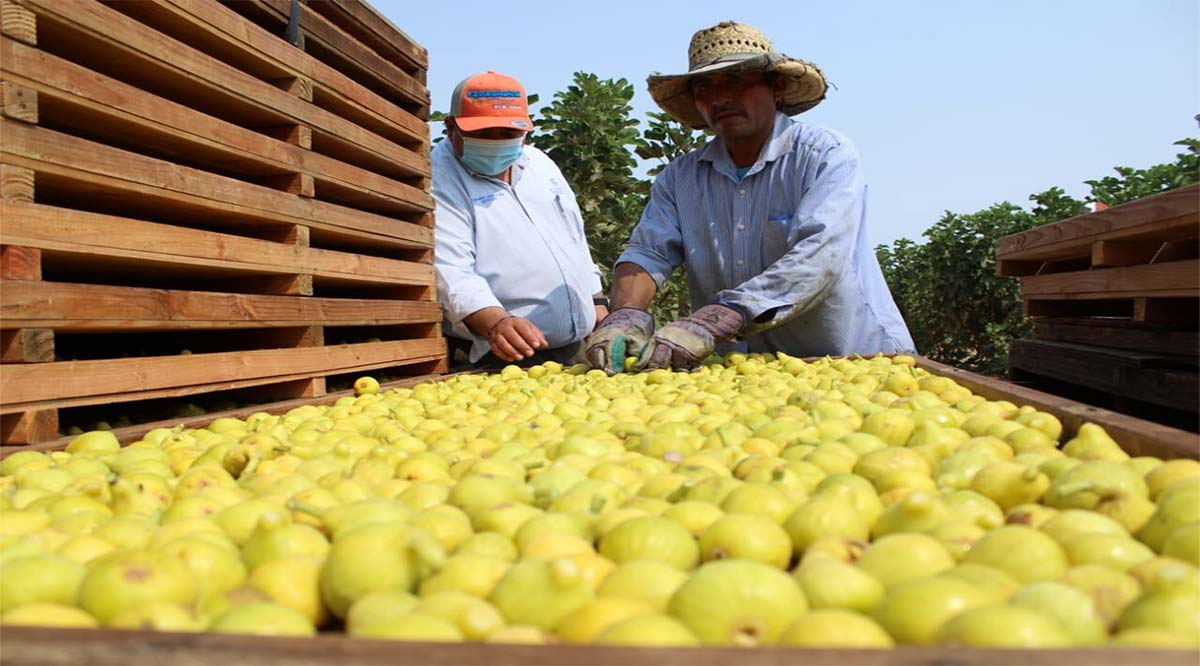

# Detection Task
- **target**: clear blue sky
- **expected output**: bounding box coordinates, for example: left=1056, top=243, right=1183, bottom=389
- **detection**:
left=376, top=0, right=1198, bottom=248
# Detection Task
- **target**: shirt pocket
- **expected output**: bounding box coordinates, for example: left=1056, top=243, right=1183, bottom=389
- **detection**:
left=761, top=213, right=795, bottom=266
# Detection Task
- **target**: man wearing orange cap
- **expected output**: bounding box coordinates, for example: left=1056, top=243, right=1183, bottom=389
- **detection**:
left=585, top=22, right=913, bottom=372
left=433, top=71, right=608, bottom=368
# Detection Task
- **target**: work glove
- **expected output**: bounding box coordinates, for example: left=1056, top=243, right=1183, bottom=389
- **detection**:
left=584, top=308, right=655, bottom=374
left=635, top=304, right=746, bottom=372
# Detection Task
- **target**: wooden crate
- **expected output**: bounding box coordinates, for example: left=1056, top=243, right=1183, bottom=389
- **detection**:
left=0, top=357, right=1197, bottom=664
left=996, top=184, right=1200, bottom=420
left=0, top=0, right=446, bottom=445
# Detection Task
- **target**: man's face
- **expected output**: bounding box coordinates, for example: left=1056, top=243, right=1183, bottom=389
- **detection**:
left=691, top=71, right=781, bottom=142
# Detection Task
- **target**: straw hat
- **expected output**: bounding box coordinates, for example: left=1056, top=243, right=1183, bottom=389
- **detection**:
left=647, top=21, right=827, bottom=130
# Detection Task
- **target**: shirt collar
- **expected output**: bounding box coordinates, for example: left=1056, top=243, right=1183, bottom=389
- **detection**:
left=698, top=112, right=796, bottom=180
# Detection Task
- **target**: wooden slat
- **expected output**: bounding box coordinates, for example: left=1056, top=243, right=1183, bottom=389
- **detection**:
left=1, top=202, right=433, bottom=290
left=0, top=281, right=441, bottom=331
left=996, top=185, right=1200, bottom=261
left=1031, top=317, right=1200, bottom=358
left=0, top=38, right=426, bottom=219
left=0, top=625, right=1194, bottom=666
left=224, top=0, right=427, bottom=115
left=20, top=0, right=430, bottom=183
left=0, top=338, right=446, bottom=410
left=102, top=0, right=428, bottom=134
left=0, top=245, right=40, bottom=280
left=917, top=357, right=1198, bottom=459
left=305, top=0, right=427, bottom=76
left=0, top=79, right=37, bottom=122
left=1, top=122, right=432, bottom=251
left=0, top=409, right=56, bottom=445
left=0, top=328, right=53, bottom=362
left=1009, top=339, right=1199, bottom=415
left=1020, top=259, right=1200, bottom=299
left=1, top=372, right=467, bottom=454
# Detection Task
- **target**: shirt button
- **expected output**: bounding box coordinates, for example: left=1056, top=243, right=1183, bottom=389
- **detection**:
left=737, top=188, right=747, bottom=196
left=737, top=224, right=746, bottom=230
left=736, top=259, right=744, bottom=266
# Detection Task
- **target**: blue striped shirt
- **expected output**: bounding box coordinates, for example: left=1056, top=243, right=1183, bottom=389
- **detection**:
left=433, top=141, right=603, bottom=363
left=618, top=113, right=915, bottom=357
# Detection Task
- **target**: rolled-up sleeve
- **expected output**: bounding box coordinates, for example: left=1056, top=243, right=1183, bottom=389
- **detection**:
left=433, top=186, right=503, bottom=335
left=716, top=141, right=864, bottom=335
left=616, top=170, right=685, bottom=289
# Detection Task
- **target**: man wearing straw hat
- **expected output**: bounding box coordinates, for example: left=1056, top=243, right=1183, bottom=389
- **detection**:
left=433, top=71, right=609, bottom=369
left=585, top=21, right=914, bottom=373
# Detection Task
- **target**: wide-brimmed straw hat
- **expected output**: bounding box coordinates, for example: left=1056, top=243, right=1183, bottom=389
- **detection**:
left=647, top=21, right=827, bottom=130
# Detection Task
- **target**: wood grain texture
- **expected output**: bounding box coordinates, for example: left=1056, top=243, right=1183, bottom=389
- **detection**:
left=0, top=0, right=36, bottom=44
left=0, top=281, right=441, bottom=331
left=0, top=409, right=57, bottom=446
left=0, top=328, right=54, bottom=362
left=1020, top=259, right=1200, bottom=298
left=996, top=184, right=1199, bottom=261
left=305, top=0, right=427, bottom=75
left=0, top=245, right=40, bottom=280
left=0, top=122, right=432, bottom=251
left=0, top=625, right=1195, bottom=666
left=0, top=37, right=427, bottom=219
left=0, top=202, right=434, bottom=289
left=917, top=357, right=1199, bottom=459
left=19, top=0, right=429, bottom=181
left=1031, top=317, right=1200, bottom=358
left=0, top=80, right=38, bottom=122
left=0, top=338, right=447, bottom=410
left=0, top=163, right=34, bottom=201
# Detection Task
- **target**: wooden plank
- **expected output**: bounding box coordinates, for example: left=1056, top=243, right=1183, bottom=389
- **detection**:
left=0, top=328, right=53, bottom=362
left=224, top=0, right=428, bottom=115
left=0, top=202, right=434, bottom=289
left=1031, top=317, right=1200, bottom=358
left=0, top=282, right=441, bottom=331
left=0, top=338, right=446, bottom=410
left=1, top=163, right=34, bottom=201
left=0, top=80, right=37, bottom=123
left=0, top=409, right=57, bottom=446
left=1009, top=339, right=1199, bottom=415
left=1092, top=239, right=1164, bottom=267
left=997, top=184, right=1200, bottom=261
left=1134, top=297, right=1199, bottom=325
left=20, top=0, right=429, bottom=182
left=0, top=245, right=40, bottom=280
left=305, top=0, right=428, bottom=76
left=99, top=0, right=428, bottom=139
left=1020, top=259, right=1200, bottom=298
left=918, top=357, right=1198, bottom=459
left=1, top=38, right=428, bottom=219
left=0, top=0, right=35, bottom=44
left=0, top=625, right=1195, bottom=666
left=1, top=122, right=433, bottom=251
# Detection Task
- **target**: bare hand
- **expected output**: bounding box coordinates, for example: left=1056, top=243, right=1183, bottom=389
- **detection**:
left=489, top=316, right=549, bottom=362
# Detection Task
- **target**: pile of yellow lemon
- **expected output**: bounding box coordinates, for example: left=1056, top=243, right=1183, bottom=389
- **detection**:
left=1, top=353, right=1197, bottom=649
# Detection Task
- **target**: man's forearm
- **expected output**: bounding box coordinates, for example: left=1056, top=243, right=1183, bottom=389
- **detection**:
left=463, top=306, right=510, bottom=337
left=610, top=262, right=658, bottom=311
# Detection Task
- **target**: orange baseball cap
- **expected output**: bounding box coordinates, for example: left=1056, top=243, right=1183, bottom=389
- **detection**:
left=448, top=71, right=534, bottom=132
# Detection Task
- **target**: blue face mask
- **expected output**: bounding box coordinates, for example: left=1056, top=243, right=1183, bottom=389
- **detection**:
left=460, top=136, right=525, bottom=176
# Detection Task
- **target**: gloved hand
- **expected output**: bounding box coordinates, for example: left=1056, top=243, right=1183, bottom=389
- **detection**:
left=635, top=304, right=746, bottom=371
left=584, top=308, right=655, bottom=374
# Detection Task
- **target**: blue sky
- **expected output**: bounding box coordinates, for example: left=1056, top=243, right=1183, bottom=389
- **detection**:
left=376, top=0, right=1198, bottom=248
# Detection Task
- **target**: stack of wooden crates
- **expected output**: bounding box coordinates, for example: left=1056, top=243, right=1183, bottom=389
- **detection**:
left=997, top=184, right=1199, bottom=428
left=0, top=0, right=446, bottom=445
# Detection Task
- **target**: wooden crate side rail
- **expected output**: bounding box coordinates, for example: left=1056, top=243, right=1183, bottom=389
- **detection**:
left=1, top=37, right=430, bottom=219
left=1019, top=259, right=1200, bottom=299
left=996, top=184, right=1200, bottom=262
left=0, top=201, right=435, bottom=289
left=305, top=0, right=427, bottom=76
left=16, top=0, right=431, bottom=182
left=0, top=338, right=447, bottom=408
left=0, top=281, right=442, bottom=332
left=916, top=357, right=1199, bottom=459
left=1, top=123, right=433, bottom=252
left=0, top=625, right=1193, bottom=666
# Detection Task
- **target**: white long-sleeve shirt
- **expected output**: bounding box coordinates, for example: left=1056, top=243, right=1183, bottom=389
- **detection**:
left=432, top=140, right=603, bottom=363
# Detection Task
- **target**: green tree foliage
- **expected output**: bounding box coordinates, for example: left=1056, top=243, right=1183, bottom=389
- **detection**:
left=877, top=132, right=1199, bottom=375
